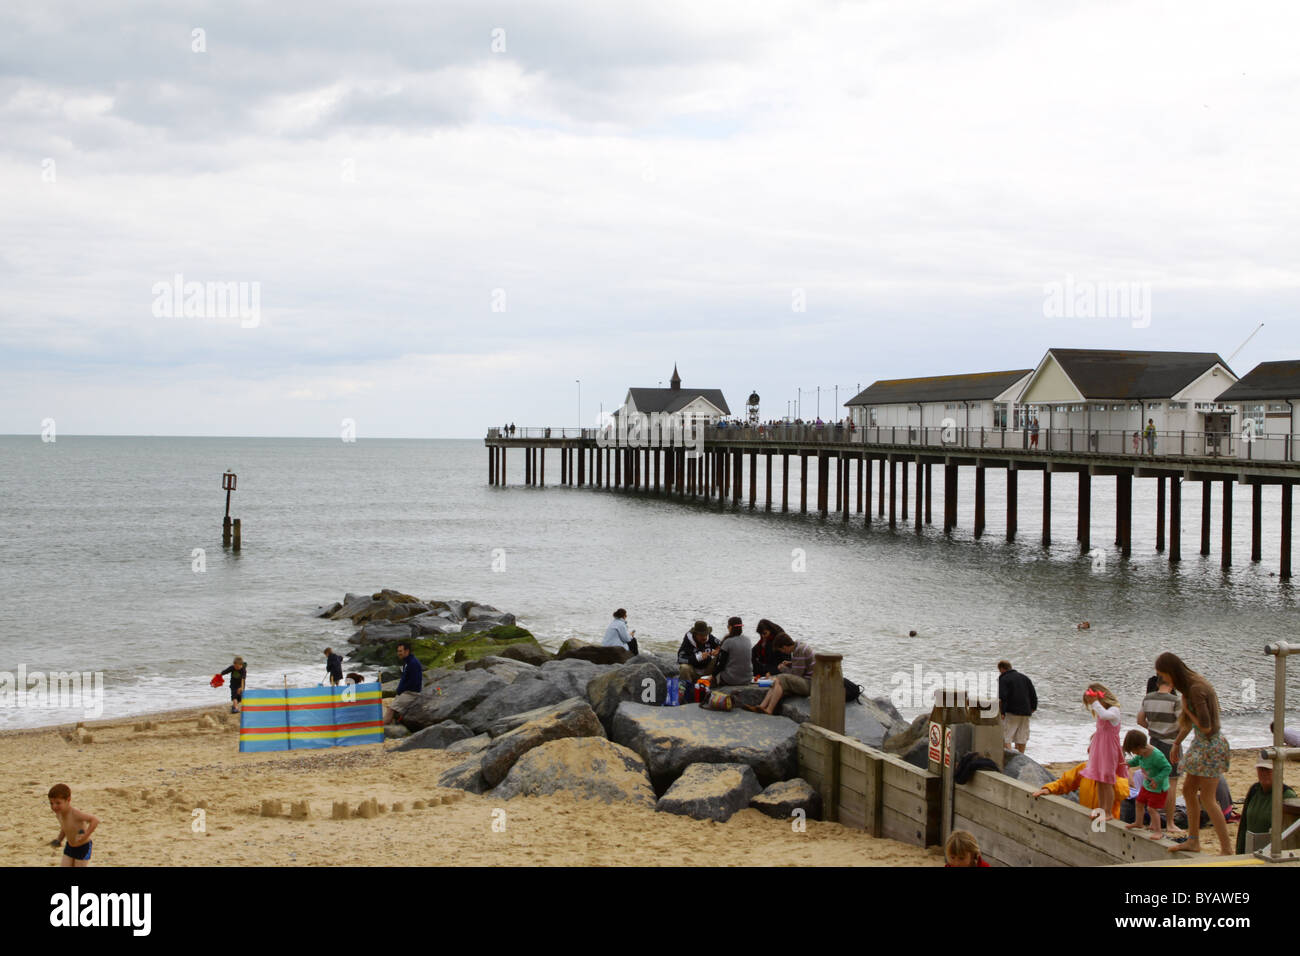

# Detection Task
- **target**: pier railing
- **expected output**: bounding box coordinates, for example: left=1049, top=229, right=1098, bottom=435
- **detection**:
left=486, top=423, right=1300, bottom=463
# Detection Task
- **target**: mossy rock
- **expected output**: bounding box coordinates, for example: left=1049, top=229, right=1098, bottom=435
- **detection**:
left=349, top=625, right=541, bottom=670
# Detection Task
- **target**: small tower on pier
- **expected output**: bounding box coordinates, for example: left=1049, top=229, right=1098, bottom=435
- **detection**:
left=747, top=390, right=760, bottom=425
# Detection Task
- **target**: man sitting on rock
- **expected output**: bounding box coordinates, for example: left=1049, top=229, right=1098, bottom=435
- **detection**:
left=744, top=633, right=813, bottom=715
left=677, top=621, right=720, bottom=683
left=386, top=641, right=423, bottom=725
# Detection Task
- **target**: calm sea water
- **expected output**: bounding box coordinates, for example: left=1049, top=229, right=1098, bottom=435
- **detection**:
left=1, top=435, right=1296, bottom=762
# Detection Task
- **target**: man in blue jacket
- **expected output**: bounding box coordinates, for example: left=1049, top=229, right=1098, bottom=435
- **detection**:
left=388, top=641, right=423, bottom=725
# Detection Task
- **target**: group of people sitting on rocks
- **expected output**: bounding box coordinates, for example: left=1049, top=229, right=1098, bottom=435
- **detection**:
left=671, top=616, right=816, bottom=714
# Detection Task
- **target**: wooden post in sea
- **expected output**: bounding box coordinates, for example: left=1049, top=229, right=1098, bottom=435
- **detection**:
left=1170, top=476, right=1182, bottom=563
left=1041, top=468, right=1052, bottom=546
left=1006, top=466, right=1017, bottom=540
left=1156, top=475, right=1166, bottom=552
left=1201, top=479, right=1212, bottom=556
left=221, top=470, right=237, bottom=546
left=1077, top=469, right=1090, bottom=551
left=810, top=653, right=845, bottom=735
left=1281, top=483, right=1293, bottom=580
left=1251, top=482, right=1262, bottom=561
left=1222, top=478, right=1233, bottom=567
left=232, top=518, right=241, bottom=551
left=915, top=456, right=923, bottom=532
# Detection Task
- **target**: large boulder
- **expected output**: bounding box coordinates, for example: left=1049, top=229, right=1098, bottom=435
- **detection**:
left=490, top=738, right=655, bottom=807
left=445, top=733, right=493, bottom=755
left=463, top=656, right=545, bottom=683
left=537, top=658, right=607, bottom=699
left=884, top=713, right=930, bottom=754
left=392, top=671, right=510, bottom=730
left=1001, top=751, right=1056, bottom=787
left=777, top=695, right=902, bottom=749
left=330, top=592, right=379, bottom=622
left=437, top=757, right=488, bottom=794
left=656, top=763, right=763, bottom=822
left=557, top=640, right=632, bottom=665
left=625, top=653, right=678, bottom=680
left=409, top=612, right=460, bottom=637
left=460, top=679, right=572, bottom=734
left=353, top=621, right=417, bottom=645
left=318, top=601, right=342, bottom=618
left=586, top=662, right=668, bottom=732
left=497, top=642, right=553, bottom=666
left=391, top=722, right=475, bottom=752
left=480, top=698, right=605, bottom=787
left=611, top=702, right=799, bottom=792
left=749, top=778, right=822, bottom=821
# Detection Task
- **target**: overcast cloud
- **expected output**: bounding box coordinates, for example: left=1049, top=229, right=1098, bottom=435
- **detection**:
left=2, top=0, right=1297, bottom=436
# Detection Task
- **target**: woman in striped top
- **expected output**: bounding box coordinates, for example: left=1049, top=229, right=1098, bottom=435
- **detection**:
left=744, top=634, right=814, bottom=715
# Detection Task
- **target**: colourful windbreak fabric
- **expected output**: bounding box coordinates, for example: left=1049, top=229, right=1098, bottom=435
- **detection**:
left=238, top=683, right=384, bottom=752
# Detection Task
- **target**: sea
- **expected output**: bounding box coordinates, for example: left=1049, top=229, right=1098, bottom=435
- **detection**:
left=1, top=435, right=1297, bottom=762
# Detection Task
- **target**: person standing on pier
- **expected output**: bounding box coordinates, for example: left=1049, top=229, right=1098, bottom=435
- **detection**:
left=602, top=608, right=637, bottom=657
left=1029, top=417, right=1040, bottom=449
left=997, top=660, right=1037, bottom=754
left=1144, top=419, right=1157, bottom=455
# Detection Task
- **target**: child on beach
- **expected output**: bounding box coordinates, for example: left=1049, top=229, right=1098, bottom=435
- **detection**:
left=220, top=656, right=247, bottom=713
left=1081, top=683, right=1122, bottom=823
left=1123, top=729, right=1172, bottom=838
left=48, top=783, right=98, bottom=867
left=944, top=830, right=990, bottom=867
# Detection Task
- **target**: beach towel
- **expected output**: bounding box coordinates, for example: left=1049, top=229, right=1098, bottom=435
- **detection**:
left=238, top=682, right=384, bottom=753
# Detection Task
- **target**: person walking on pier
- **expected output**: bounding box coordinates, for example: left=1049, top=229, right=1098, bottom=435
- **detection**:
left=997, top=660, right=1037, bottom=754
left=1029, top=417, right=1040, bottom=449
left=1156, top=652, right=1231, bottom=855
left=602, top=608, right=637, bottom=656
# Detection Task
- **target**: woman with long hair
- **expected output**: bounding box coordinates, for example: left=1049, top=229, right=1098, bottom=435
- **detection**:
left=752, top=619, right=790, bottom=678
left=1154, top=652, right=1231, bottom=855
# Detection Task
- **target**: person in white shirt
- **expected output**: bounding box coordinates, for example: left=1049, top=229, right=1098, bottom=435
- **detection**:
left=602, top=608, right=637, bottom=655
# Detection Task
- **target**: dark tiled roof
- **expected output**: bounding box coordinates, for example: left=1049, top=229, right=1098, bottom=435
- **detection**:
left=1215, top=361, right=1300, bottom=401
left=626, top=387, right=731, bottom=415
left=845, top=370, right=1032, bottom=406
left=1047, top=349, right=1231, bottom=399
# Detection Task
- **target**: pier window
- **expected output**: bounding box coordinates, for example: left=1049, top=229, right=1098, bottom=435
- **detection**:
left=993, top=403, right=1008, bottom=428
left=1167, top=402, right=1187, bottom=411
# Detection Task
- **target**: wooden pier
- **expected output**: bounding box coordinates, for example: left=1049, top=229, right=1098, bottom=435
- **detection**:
left=485, top=423, right=1300, bottom=579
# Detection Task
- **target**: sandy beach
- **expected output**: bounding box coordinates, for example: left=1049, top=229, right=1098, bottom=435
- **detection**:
left=4, top=706, right=939, bottom=867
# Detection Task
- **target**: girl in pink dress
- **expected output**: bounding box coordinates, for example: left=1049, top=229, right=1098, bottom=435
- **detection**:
left=1082, top=683, right=1122, bottom=820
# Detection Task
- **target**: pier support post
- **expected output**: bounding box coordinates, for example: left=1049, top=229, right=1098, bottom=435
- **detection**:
left=501, top=447, right=507, bottom=486
left=1077, top=470, right=1090, bottom=551
left=1170, top=478, right=1182, bottom=563
left=889, top=456, right=897, bottom=529
left=943, top=463, right=957, bottom=534
left=736, top=450, right=744, bottom=507
left=539, top=447, right=544, bottom=487
left=654, top=449, right=660, bottom=492
left=800, top=453, right=809, bottom=514
left=842, top=456, right=850, bottom=519
left=915, top=457, right=923, bottom=532
left=1156, top=476, right=1166, bottom=552
left=579, top=445, right=586, bottom=486
left=1222, top=478, right=1232, bottom=567
left=1282, top=483, right=1293, bottom=580
left=1252, top=483, right=1262, bottom=561
left=1118, top=472, right=1132, bottom=557
left=818, top=453, right=829, bottom=517
left=864, top=458, right=872, bottom=525
left=974, top=464, right=985, bottom=539
left=834, top=452, right=841, bottom=513
left=1201, top=480, right=1212, bottom=556
left=856, top=454, right=863, bottom=513
left=901, top=460, right=909, bottom=522
left=1042, top=469, right=1052, bottom=546
left=765, top=452, right=772, bottom=511
left=782, top=454, right=789, bottom=512
left=489, top=447, right=495, bottom=485
left=525, top=447, right=532, bottom=485
left=925, top=463, right=933, bottom=525
left=749, top=451, right=757, bottom=507
left=1006, top=467, right=1017, bottom=540
left=878, top=455, right=886, bottom=516
left=614, top=448, right=621, bottom=488
left=561, top=446, right=567, bottom=484
left=811, top=653, right=845, bottom=735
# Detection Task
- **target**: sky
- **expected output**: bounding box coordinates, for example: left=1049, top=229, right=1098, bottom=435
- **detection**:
left=1, top=0, right=1298, bottom=437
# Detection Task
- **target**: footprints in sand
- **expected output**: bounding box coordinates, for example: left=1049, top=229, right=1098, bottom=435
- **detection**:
left=104, top=786, right=209, bottom=815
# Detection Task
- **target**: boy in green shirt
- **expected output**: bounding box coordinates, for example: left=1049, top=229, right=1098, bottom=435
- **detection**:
left=1123, top=729, right=1172, bottom=838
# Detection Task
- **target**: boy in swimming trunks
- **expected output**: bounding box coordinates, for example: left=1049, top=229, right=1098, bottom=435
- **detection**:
left=48, top=783, right=99, bottom=867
